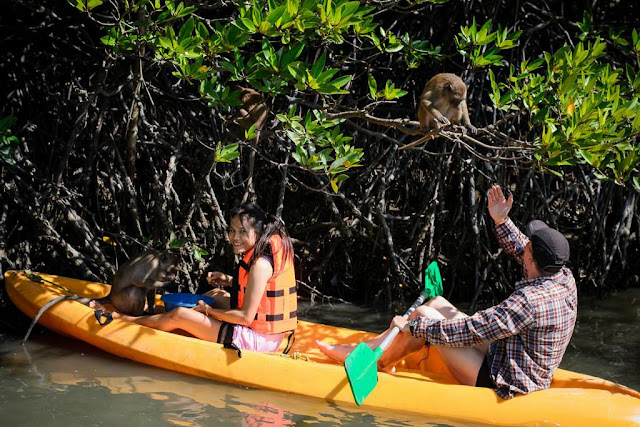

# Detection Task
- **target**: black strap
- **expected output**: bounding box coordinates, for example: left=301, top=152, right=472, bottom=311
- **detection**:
left=230, top=259, right=250, bottom=309
left=230, top=263, right=240, bottom=309
left=218, top=322, right=242, bottom=358
left=94, top=310, right=113, bottom=326
left=282, top=329, right=296, bottom=354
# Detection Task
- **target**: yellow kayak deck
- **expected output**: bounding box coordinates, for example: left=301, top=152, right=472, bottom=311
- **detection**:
left=6, top=270, right=640, bottom=425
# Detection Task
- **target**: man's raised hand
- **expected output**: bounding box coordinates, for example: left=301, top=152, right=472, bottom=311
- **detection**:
left=487, top=185, right=513, bottom=225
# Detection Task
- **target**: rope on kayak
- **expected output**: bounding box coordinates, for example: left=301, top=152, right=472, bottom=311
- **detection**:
left=278, top=352, right=312, bottom=361
left=24, top=271, right=75, bottom=295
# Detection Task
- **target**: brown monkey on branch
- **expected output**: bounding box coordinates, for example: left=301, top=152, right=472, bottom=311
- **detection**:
left=418, top=73, right=476, bottom=133
left=228, top=87, right=269, bottom=202
left=401, top=73, right=477, bottom=150
left=230, top=87, right=269, bottom=133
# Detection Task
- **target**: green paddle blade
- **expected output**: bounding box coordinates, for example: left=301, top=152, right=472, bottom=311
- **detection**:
left=344, top=261, right=443, bottom=406
left=424, top=261, right=443, bottom=299
left=344, top=343, right=383, bottom=406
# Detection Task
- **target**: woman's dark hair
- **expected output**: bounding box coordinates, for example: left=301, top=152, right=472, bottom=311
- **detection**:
left=230, top=203, right=293, bottom=267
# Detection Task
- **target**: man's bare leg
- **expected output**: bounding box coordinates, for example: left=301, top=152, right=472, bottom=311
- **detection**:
left=426, top=296, right=467, bottom=319
left=316, top=329, right=391, bottom=364
left=316, top=309, right=428, bottom=372
left=89, top=300, right=105, bottom=311
left=424, top=296, right=491, bottom=354
left=317, top=296, right=489, bottom=383
left=411, top=299, right=489, bottom=385
left=316, top=296, right=461, bottom=363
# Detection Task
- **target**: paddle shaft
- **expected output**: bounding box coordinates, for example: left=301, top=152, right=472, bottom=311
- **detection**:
left=377, top=290, right=429, bottom=352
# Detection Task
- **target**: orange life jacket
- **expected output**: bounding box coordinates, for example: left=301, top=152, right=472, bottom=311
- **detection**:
left=232, top=235, right=297, bottom=334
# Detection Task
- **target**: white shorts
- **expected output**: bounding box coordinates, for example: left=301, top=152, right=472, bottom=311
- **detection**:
left=231, top=325, right=284, bottom=353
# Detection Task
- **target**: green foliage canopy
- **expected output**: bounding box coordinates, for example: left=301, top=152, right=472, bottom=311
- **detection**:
left=72, top=0, right=640, bottom=192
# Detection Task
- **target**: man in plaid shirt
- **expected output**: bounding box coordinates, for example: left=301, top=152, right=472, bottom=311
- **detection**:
left=318, top=185, right=576, bottom=398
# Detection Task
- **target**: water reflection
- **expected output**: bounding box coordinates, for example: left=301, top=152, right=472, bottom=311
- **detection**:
left=0, top=333, right=472, bottom=426
left=560, top=287, right=640, bottom=391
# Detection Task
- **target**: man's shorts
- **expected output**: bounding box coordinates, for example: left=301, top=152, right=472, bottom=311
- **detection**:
left=475, top=357, right=494, bottom=388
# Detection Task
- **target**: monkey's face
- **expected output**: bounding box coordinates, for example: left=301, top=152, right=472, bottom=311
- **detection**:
left=446, top=84, right=467, bottom=106
left=156, top=252, right=179, bottom=282
left=227, top=215, right=258, bottom=254
left=450, top=89, right=466, bottom=106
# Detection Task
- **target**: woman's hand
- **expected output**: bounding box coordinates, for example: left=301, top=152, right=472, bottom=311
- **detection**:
left=194, top=300, right=213, bottom=317
left=207, top=271, right=231, bottom=287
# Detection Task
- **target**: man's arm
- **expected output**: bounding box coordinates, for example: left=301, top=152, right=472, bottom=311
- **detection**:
left=487, top=185, right=528, bottom=264
left=495, top=218, right=529, bottom=263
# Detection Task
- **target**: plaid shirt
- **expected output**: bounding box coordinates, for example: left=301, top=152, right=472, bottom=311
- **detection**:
left=411, top=218, right=577, bottom=399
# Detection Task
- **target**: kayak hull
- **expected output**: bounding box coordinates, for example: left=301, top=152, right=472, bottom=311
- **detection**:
left=6, top=270, right=640, bottom=425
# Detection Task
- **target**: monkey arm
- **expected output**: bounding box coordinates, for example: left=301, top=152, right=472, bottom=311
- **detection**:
left=420, top=95, right=449, bottom=124
left=460, top=101, right=477, bottom=134
left=137, top=280, right=170, bottom=289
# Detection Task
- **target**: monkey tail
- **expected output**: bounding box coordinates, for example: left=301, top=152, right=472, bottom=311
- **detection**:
left=22, top=295, right=95, bottom=344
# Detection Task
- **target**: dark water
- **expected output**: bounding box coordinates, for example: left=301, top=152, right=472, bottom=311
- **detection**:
left=0, top=288, right=638, bottom=426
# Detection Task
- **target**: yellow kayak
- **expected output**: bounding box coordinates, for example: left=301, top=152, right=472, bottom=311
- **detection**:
left=6, top=270, right=640, bottom=426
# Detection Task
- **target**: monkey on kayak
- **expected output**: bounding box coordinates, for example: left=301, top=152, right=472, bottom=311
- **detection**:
left=23, top=250, right=179, bottom=343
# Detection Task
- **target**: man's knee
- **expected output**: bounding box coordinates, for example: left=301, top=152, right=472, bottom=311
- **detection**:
left=414, top=305, right=444, bottom=319
left=425, top=295, right=451, bottom=310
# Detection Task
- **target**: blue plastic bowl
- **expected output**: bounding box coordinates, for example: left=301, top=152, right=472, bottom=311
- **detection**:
left=161, top=293, right=215, bottom=311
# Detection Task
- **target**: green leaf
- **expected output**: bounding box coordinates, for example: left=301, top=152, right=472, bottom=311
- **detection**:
left=215, top=143, right=240, bottom=163
left=73, top=0, right=103, bottom=12
left=329, top=74, right=351, bottom=88
left=316, top=83, right=349, bottom=94
left=367, top=76, right=379, bottom=100
left=311, top=51, right=327, bottom=77
left=0, top=116, right=17, bottom=132
left=266, top=5, right=287, bottom=25
left=169, top=231, right=190, bottom=248
left=179, top=17, right=195, bottom=41
left=239, top=17, right=257, bottom=32
left=279, top=43, right=305, bottom=68
left=330, top=178, right=339, bottom=193
left=177, top=6, right=197, bottom=18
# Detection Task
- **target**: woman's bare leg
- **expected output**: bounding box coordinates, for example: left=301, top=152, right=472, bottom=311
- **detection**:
left=91, top=301, right=223, bottom=342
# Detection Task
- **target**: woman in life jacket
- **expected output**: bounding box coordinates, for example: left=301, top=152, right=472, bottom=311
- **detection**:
left=97, top=203, right=297, bottom=353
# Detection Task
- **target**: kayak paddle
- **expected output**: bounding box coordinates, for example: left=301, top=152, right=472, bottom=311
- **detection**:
left=344, top=261, right=442, bottom=405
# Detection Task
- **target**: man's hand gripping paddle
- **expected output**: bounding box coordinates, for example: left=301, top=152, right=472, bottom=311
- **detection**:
left=344, top=261, right=442, bottom=405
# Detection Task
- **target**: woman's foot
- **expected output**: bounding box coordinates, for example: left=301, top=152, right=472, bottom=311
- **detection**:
left=89, top=300, right=130, bottom=321
left=89, top=300, right=105, bottom=310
